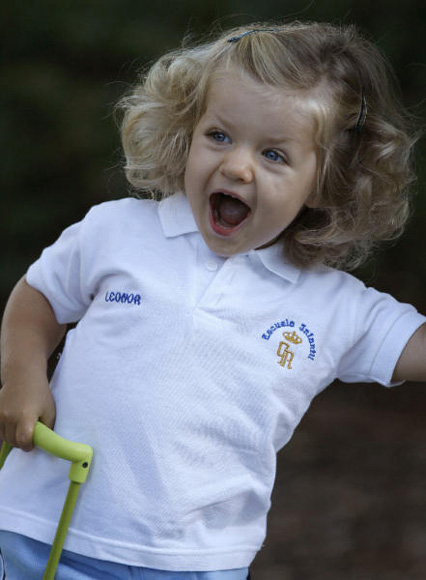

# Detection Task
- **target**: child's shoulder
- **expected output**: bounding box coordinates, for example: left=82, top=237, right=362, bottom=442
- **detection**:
left=69, top=196, right=162, bottom=245
left=87, top=196, right=157, bottom=219
left=301, top=263, right=388, bottom=304
left=80, top=196, right=159, bottom=230
left=303, top=263, right=365, bottom=288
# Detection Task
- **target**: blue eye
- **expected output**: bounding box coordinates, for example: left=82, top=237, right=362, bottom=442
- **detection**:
left=208, top=131, right=229, bottom=143
left=263, top=149, right=285, bottom=163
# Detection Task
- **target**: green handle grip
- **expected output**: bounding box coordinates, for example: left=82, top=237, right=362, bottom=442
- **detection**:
left=0, top=422, right=93, bottom=579
left=0, top=441, right=11, bottom=470
left=0, top=422, right=93, bottom=483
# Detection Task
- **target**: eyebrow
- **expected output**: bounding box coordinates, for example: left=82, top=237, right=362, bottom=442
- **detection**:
left=202, top=112, right=296, bottom=140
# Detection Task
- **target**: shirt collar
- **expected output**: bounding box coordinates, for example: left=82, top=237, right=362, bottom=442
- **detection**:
left=158, top=192, right=301, bottom=284
left=158, top=192, right=198, bottom=237
left=252, top=243, right=301, bottom=284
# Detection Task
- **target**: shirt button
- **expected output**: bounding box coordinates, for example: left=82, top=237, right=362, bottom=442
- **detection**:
left=205, top=259, right=219, bottom=272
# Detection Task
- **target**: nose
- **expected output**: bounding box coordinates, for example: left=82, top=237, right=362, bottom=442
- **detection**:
left=220, top=147, right=254, bottom=183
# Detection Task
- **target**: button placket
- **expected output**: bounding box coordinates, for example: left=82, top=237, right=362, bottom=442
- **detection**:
left=205, top=259, right=219, bottom=272
left=195, top=254, right=244, bottom=311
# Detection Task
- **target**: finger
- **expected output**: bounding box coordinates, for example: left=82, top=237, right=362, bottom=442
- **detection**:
left=40, top=408, right=56, bottom=431
left=15, top=419, right=36, bottom=452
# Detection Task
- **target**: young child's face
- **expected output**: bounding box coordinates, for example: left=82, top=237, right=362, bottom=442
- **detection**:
left=184, top=70, right=319, bottom=257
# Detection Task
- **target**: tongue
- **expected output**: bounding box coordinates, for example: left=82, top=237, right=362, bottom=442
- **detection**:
left=218, top=195, right=250, bottom=226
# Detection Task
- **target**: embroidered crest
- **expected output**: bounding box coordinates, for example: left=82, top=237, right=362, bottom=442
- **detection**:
left=262, top=318, right=317, bottom=368
left=277, top=331, right=303, bottom=369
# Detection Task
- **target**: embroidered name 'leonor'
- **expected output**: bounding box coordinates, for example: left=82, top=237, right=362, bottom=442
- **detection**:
left=105, top=291, right=142, bottom=305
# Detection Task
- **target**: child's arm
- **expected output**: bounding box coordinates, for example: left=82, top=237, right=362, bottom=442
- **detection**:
left=0, top=277, right=67, bottom=451
left=392, top=323, right=426, bottom=383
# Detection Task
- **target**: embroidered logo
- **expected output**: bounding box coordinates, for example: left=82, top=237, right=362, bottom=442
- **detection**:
left=262, top=318, right=317, bottom=368
left=277, top=331, right=303, bottom=369
left=105, top=290, right=142, bottom=305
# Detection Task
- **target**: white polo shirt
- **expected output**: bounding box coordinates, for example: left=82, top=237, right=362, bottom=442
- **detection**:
left=0, top=193, right=424, bottom=571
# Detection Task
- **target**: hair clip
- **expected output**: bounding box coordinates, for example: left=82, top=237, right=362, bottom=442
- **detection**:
left=355, top=88, right=368, bottom=134
left=228, top=28, right=279, bottom=43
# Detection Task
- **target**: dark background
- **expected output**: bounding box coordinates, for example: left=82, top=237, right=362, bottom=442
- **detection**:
left=1, top=1, right=426, bottom=578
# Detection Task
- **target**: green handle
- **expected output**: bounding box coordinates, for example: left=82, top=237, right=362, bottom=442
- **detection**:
left=34, top=422, right=93, bottom=483
left=0, top=440, right=11, bottom=470
left=0, top=421, right=93, bottom=579
left=0, top=422, right=93, bottom=483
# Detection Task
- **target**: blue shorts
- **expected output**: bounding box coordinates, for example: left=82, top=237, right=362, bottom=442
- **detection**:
left=0, top=531, right=250, bottom=580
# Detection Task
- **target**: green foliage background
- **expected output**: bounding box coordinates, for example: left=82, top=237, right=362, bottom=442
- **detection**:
left=1, top=0, right=425, bottom=312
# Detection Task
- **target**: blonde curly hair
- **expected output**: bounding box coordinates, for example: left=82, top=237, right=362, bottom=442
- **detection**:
left=119, top=21, right=418, bottom=270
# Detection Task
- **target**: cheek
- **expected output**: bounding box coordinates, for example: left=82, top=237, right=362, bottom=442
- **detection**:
left=186, top=151, right=215, bottom=192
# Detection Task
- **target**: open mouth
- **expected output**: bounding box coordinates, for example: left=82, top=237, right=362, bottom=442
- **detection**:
left=209, top=192, right=251, bottom=236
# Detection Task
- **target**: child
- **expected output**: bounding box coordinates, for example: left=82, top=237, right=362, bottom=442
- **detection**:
left=0, top=20, right=425, bottom=580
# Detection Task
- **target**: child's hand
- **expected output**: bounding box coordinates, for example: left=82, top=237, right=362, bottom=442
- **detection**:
left=0, top=376, right=55, bottom=451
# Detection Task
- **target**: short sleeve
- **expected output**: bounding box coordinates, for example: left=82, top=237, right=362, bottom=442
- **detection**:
left=337, top=286, right=426, bottom=386
left=26, top=218, right=91, bottom=324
